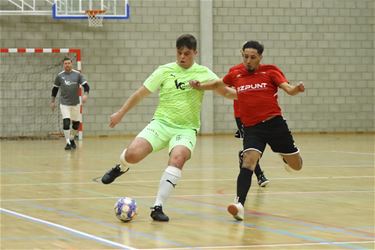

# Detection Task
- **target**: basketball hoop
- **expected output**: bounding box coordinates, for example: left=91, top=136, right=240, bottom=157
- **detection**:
left=85, top=10, right=106, bottom=27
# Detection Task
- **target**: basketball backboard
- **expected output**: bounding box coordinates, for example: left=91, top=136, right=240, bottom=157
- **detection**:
left=52, top=0, right=129, bottom=19
left=0, top=0, right=53, bottom=16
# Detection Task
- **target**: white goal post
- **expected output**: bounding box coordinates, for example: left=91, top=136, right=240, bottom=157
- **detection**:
left=0, top=47, right=84, bottom=140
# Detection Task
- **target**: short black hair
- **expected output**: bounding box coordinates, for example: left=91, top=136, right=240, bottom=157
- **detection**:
left=176, top=34, right=197, bottom=50
left=63, top=57, right=72, bottom=62
left=242, top=41, right=264, bottom=55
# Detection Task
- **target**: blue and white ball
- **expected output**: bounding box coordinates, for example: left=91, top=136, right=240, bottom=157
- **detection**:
left=114, top=197, right=137, bottom=222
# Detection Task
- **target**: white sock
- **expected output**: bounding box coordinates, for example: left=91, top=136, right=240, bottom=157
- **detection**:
left=154, top=166, right=182, bottom=207
left=119, top=148, right=130, bottom=169
left=70, top=129, right=78, bottom=140
left=63, top=130, right=70, bottom=144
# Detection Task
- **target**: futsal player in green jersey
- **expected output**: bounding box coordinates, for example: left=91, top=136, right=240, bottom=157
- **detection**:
left=101, top=34, right=234, bottom=221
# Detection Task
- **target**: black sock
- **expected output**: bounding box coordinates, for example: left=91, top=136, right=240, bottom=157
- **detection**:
left=236, top=168, right=253, bottom=206
left=254, top=162, right=262, bottom=177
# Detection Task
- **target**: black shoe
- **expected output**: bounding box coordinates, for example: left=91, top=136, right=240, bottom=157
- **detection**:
left=150, top=205, right=169, bottom=222
left=64, top=143, right=71, bottom=150
left=257, top=172, right=269, bottom=187
left=101, top=164, right=127, bottom=184
left=70, top=140, right=76, bottom=149
left=238, top=150, right=243, bottom=169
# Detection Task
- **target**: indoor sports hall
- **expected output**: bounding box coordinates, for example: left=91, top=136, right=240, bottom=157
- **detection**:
left=0, top=0, right=374, bottom=249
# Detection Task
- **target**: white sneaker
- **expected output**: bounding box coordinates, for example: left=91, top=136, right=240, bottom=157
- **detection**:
left=227, top=202, right=244, bottom=221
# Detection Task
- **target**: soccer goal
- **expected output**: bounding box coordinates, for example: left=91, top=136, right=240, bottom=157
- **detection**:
left=0, top=48, right=83, bottom=140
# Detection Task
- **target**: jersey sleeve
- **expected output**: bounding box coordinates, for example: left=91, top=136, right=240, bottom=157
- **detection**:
left=222, top=71, right=235, bottom=87
left=143, top=66, right=165, bottom=93
left=79, top=73, right=88, bottom=85
left=270, top=69, right=288, bottom=86
left=54, top=75, right=61, bottom=87
left=202, top=67, right=219, bottom=82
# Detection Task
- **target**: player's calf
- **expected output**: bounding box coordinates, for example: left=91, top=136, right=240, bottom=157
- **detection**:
left=281, top=154, right=303, bottom=172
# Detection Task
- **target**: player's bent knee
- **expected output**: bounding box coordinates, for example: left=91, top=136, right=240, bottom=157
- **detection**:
left=72, top=121, right=80, bottom=130
left=168, top=156, right=187, bottom=169
left=242, top=164, right=256, bottom=171
left=243, top=151, right=260, bottom=170
left=122, top=148, right=142, bottom=164
left=63, top=118, right=71, bottom=130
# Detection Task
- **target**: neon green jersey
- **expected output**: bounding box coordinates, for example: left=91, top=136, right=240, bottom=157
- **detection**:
left=144, top=62, right=219, bottom=130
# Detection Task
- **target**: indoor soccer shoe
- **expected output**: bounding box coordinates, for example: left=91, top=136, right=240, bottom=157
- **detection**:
left=101, top=164, right=127, bottom=184
left=150, top=205, right=169, bottom=222
left=227, top=202, right=244, bottom=221
left=257, top=172, right=269, bottom=187
left=64, top=143, right=71, bottom=150
left=70, top=140, right=76, bottom=149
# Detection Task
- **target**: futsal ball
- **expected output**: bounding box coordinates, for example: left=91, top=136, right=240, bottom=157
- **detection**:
left=114, top=197, right=137, bottom=222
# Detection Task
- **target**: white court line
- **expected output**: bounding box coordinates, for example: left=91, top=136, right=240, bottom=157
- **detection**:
left=0, top=163, right=373, bottom=175
left=330, top=150, right=375, bottom=156
left=1, top=175, right=374, bottom=187
left=0, top=208, right=138, bottom=250
left=141, top=240, right=375, bottom=249
left=1, top=190, right=373, bottom=202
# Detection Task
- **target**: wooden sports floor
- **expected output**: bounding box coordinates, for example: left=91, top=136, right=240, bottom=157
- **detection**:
left=1, top=133, right=374, bottom=250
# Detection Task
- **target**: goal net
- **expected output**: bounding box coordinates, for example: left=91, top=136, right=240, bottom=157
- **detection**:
left=0, top=51, right=79, bottom=139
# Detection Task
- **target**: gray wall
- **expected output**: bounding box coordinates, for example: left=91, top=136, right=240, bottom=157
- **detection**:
left=1, top=0, right=374, bottom=138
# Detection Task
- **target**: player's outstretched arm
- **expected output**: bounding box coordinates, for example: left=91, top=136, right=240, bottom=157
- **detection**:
left=279, top=81, right=305, bottom=96
left=81, top=82, right=90, bottom=104
left=109, top=86, right=151, bottom=128
left=50, top=99, right=56, bottom=111
left=214, top=86, right=237, bottom=99
left=189, top=79, right=237, bottom=99
left=50, top=86, right=59, bottom=111
left=189, top=79, right=223, bottom=90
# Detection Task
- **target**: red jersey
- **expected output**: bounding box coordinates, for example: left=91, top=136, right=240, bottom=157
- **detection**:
left=223, top=64, right=287, bottom=126
left=233, top=99, right=240, bottom=118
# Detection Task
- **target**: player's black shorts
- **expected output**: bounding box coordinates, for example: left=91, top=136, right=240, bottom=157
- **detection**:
left=243, top=115, right=299, bottom=155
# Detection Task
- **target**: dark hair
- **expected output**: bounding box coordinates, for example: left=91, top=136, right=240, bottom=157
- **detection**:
left=63, top=57, right=72, bottom=62
left=242, top=41, right=264, bottom=55
left=176, top=34, right=197, bottom=50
